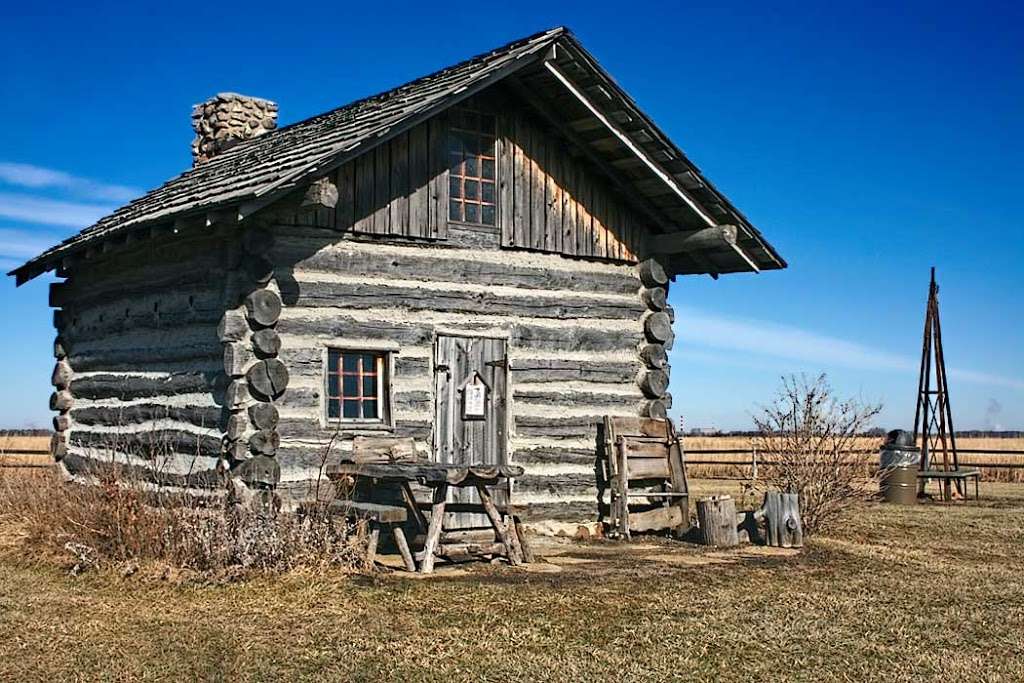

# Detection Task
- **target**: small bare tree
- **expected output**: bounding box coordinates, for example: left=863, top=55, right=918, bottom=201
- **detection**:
left=753, top=373, right=881, bottom=536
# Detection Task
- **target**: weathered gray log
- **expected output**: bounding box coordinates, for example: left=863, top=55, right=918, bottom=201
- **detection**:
left=224, top=439, right=247, bottom=462
left=226, top=412, right=249, bottom=441
left=419, top=484, right=448, bottom=574
left=640, top=286, right=667, bottom=311
left=48, top=281, right=69, bottom=308
left=69, top=373, right=213, bottom=401
left=246, top=256, right=275, bottom=284
left=235, top=455, right=280, bottom=488
left=637, top=258, right=668, bottom=288
left=242, top=227, right=275, bottom=255
left=645, top=224, right=739, bottom=254
left=248, top=429, right=281, bottom=456
left=71, top=404, right=221, bottom=429
left=217, top=308, right=248, bottom=342
left=244, top=289, right=282, bottom=327
left=53, top=310, right=66, bottom=330
left=697, top=495, right=739, bottom=547
left=639, top=343, right=667, bottom=369
left=53, top=337, right=68, bottom=359
left=226, top=380, right=250, bottom=409
left=53, top=414, right=71, bottom=432
left=246, top=359, right=289, bottom=399
left=638, top=367, right=669, bottom=398
left=763, top=491, right=803, bottom=548
left=644, top=398, right=669, bottom=420
left=49, top=390, right=74, bottom=412
left=248, top=402, right=280, bottom=431
left=51, top=360, right=73, bottom=388
left=251, top=328, right=281, bottom=356
left=51, top=433, right=67, bottom=460
left=223, top=342, right=252, bottom=377
left=643, top=311, right=673, bottom=343
left=301, top=176, right=339, bottom=211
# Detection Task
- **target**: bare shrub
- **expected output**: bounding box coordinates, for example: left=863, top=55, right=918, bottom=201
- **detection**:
left=753, top=373, right=882, bottom=536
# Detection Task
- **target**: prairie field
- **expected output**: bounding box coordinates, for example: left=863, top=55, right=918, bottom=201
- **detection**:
left=0, top=469, right=1021, bottom=681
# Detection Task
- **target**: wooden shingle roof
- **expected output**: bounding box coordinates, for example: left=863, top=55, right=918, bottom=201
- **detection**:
left=11, top=26, right=784, bottom=284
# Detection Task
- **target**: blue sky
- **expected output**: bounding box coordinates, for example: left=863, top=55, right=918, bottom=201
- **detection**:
left=1, top=1, right=1021, bottom=431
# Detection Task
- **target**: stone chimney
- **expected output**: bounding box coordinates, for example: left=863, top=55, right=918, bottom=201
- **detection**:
left=191, top=93, right=278, bottom=165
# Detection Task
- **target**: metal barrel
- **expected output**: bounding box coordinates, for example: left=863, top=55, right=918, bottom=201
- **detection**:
left=880, top=465, right=918, bottom=504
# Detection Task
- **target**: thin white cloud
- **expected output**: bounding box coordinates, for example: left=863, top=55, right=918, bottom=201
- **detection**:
left=0, top=162, right=140, bottom=203
left=673, top=306, right=1024, bottom=390
left=0, top=227, right=71, bottom=259
left=0, top=192, right=113, bottom=228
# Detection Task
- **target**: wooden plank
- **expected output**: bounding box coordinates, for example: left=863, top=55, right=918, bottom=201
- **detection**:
left=427, top=116, right=447, bottom=239
left=562, top=155, right=577, bottom=257
left=497, top=113, right=514, bottom=247
left=389, top=132, right=410, bottom=237
left=529, top=120, right=547, bottom=251
left=372, top=143, right=391, bottom=235
left=546, top=140, right=562, bottom=253
left=577, top=167, right=593, bottom=258
left=629, top=505, right=685, bottom=533
left=335, top=163, right=355, bottom=232
left=407, top=122, right=430, bottom=238
left=512, top=113, right=530, bottom=249
left=625, top=457, right=671, bottom=480
left=354, top=155, right=374, bottom=230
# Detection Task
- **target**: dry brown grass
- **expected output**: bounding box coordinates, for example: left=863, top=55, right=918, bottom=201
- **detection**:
left=684, top=435, right=1024, bottom=482
left=0, top=477, right=1021, bottom=681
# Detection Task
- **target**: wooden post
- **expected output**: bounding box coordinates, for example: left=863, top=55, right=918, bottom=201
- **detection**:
left=697, top=495, right=739, bottom=547
left=476, top=485, right=522, bottom=566
left=616, top=436, right=631, bottom=539
left=419, top=484, right=448, bottom=574
left=751, top=446, right=758, bottom=482
left=391, top=524, right=416, bottom=572
left=762, top=491, right=803, bottom=548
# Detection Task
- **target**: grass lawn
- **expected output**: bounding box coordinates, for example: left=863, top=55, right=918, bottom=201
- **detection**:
left=1, top=479, right=1022, bottom=681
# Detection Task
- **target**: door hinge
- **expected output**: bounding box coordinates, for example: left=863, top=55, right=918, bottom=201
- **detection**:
left=434, top=363, right=450, bottom=373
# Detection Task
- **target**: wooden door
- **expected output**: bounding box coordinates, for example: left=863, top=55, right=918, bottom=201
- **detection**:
left=433, top=334, right=508, bottom=527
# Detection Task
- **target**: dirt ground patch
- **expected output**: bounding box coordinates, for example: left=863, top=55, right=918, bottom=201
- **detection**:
left=0, top=479, right=1022, bottom=681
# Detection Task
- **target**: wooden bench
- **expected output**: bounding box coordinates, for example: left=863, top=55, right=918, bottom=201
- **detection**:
left=324, top=499, right=416, bottom=571
left=918, top=467, right=981, bottom=501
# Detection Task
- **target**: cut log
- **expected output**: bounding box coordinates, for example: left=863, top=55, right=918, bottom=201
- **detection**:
left=639, top=343, right=667, bottom=369
left=244, top=289, right=282, bottom=327
left=53, top=337, right=67, bottom=359
left=637, top=258, right=668, bottom=287
left=763, top=491, right=803, bottom=548
left=246, top=256, right=275, bottom=284
left=225, top=379, right=250, bottom=409
left=217, top=309, right=248, bottom=342
left=223, top=342, right=252, bottom=377
left=251, top=328, right=281, bottom=356
left=643, top=311, right=673, bottom=343
left=51, top=360, right=73, bottom=388
left=249, top=429, right=281, bottom=457
left=48, top=281, right=69, bottom=308
left=49, top=390, right=73, bottom=412
left=224, top=439, right=247, bottom=462
left=638, top=367, right=669, bottom=398
left=50, top=433, right=67, bottom=460
left=235, top=455, right=280, bottom=488
left=640, top=286, right=667, bottom=311
left=301, top=177, right=339, bottom=211
left=645, top=224, right=739, bottom=255
left=242, top=227, right=275, bottom=256
left=643, top=399, right=669, bottom=420
left=248, top=402, right=280, bottom=431
left=697, top=495, right=739, bottom=547
left=246, top=359, right=289, bottom=399
left=53, top=413, right=71, bottom=432
left=226, top=412, right=249, bottom=441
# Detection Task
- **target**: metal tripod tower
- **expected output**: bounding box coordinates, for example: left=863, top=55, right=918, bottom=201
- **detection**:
left=912, top=267, right=962, bottom=499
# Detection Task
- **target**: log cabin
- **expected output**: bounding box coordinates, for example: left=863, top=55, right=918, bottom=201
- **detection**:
left=10, top=27, right=785, bottom=520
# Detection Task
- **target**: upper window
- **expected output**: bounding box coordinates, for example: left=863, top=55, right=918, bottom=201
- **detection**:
left=448, top=107, right=497, bottom=226
left=325, top=349, right=390, bottom=423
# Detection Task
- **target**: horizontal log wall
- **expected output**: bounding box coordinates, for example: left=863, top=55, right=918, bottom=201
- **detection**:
left=54, top=231, right=230, bottom=478
left=267, top=229, right=647, bottom=507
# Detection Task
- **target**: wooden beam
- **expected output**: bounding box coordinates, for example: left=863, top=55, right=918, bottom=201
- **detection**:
left=644, top=225, right=738, bottom=255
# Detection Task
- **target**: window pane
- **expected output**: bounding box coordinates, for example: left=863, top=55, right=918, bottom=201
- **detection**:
left=465, top=180, right=479, bottom=200
left=465, top=156, right=478, bottom=177
left=449, top=199, right=462, bottom=221
left=449, top=175, right=462, bottom=199
left=449, top=154, right=463, bottom=175
left=327, top=350, right=339, bottom=373
left=327, top=374, right=340, bottom=397
left=362, top=375, right=377, bottom=398
left=481, top=158, right=495, bottom=180
left=481, top=181, right=495, bottom=203
left=363, top=400, right=378, bottom=419
left=481, top=205, right=496, bottom=225
left=327, top=400, right=340, bottom=419
left=465, top=203, right=479, bottom=223
left=343, top=400, right=360, bottom=418
left=361, top=354, right=377, bottom=372
left=342, top=354, right=358, bottom=372
left=342, top=374, right=358, bottom=397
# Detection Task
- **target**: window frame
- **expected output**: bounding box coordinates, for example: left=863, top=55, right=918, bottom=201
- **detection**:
left=446, top=105, right=498, bottom=229
left=322, top=347, right=395, bottom=429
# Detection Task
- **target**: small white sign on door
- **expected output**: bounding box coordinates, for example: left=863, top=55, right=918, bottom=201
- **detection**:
left=462, top=375, right=487, bottom=421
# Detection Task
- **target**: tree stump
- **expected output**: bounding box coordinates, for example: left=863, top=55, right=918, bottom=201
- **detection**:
left=697, top=495, right=739, bottom=547
left=762, top=491, right=803, bottom=548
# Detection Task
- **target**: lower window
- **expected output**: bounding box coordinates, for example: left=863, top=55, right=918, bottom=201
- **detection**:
left=325, top=349, right=390, bottom=424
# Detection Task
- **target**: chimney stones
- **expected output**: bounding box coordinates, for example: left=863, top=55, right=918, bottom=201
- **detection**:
left=191, top=93, right=278, bottom=165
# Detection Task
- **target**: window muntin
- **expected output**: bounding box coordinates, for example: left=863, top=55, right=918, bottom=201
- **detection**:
left=325, top=349, right=388, bottom=422
left=448, top=107, right=497, bottom=226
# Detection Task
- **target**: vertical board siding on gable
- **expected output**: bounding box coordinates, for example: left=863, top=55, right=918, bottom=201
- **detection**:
left=501, top=111, right=640, bottom=264
left=331, top=119, right=446, bottom=239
